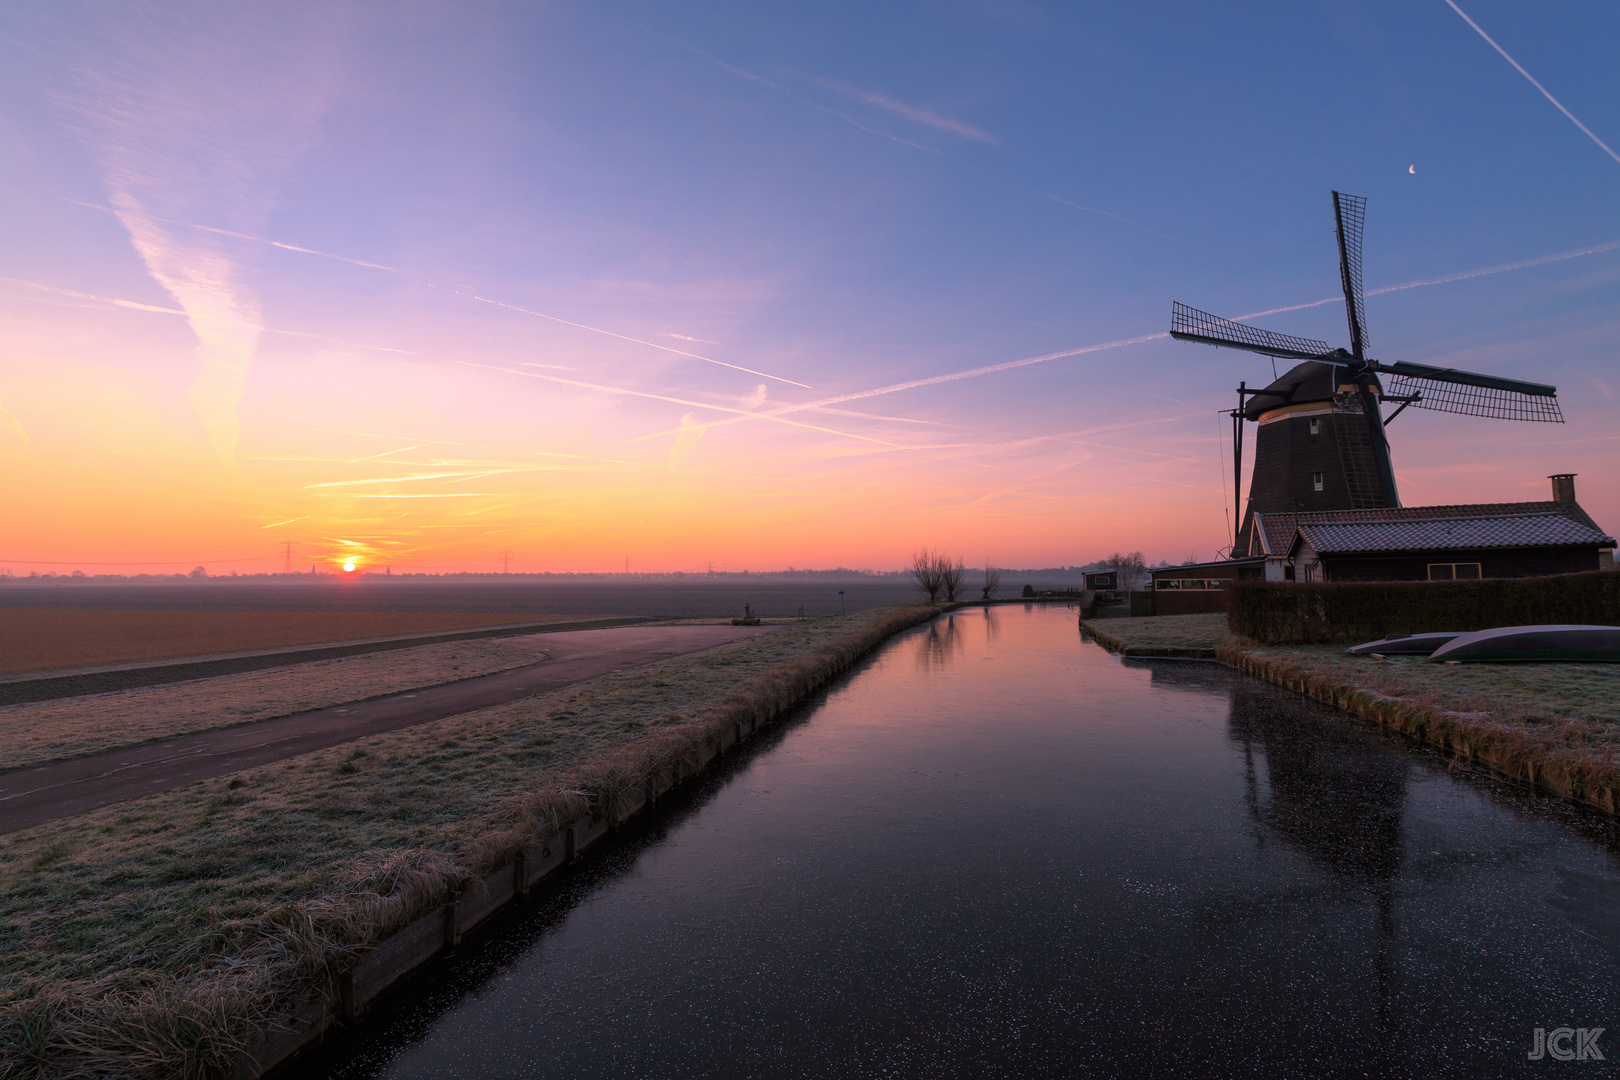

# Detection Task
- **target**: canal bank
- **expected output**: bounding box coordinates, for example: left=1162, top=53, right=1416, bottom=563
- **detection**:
left=0, top=605, right=944, bottom=1080
left=1082, top=614, right=1620, bottom=817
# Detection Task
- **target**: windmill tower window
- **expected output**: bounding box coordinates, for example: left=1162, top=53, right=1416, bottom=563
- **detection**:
left=1309, top=418, right=1319, bottom=435
left=1312, top=472, right=1324, bottom=491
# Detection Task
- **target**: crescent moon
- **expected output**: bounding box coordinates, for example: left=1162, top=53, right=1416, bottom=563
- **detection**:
left=1409, top=165, right=1416, bottom=174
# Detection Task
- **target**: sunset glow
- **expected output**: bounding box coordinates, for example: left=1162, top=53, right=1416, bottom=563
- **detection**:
left=3, top=3, right=1617, bottom=574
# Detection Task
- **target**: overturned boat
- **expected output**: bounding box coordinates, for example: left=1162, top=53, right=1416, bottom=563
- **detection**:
left=1428, top=625, right=1620, bottom=663
left=1348, top=632, right=1464, bottom=657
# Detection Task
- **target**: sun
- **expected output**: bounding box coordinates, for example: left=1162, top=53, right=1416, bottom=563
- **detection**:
left=342, top=559, right=356, bottom=572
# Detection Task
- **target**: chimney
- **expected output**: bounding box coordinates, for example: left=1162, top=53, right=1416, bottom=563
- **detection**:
left=1550, top=473, right=1577, bottom=505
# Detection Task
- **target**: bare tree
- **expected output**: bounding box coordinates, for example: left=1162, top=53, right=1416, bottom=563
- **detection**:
left=1106, top=551, right=1148, bottom=591
left=981, top=563, right=1001, bottom=600
left=940, top=555, right=966, bottom=602
left=910, top=548, right=944, bottom=604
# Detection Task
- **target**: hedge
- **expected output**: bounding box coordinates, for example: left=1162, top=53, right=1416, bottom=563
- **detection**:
left=1228, top=571, right=1620, bottom=645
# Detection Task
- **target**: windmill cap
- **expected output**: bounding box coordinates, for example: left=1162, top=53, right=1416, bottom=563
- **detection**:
left=1244, top=360, right=1383, bottom=420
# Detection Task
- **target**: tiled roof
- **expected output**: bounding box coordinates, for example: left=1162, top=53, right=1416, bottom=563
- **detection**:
left=1252, top=502, right=1615, bottom=557
left=1297, top=514, right=1612, bottom=554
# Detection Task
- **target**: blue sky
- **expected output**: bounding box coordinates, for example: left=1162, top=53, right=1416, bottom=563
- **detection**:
left=1, top=0, right=1615, bottom=572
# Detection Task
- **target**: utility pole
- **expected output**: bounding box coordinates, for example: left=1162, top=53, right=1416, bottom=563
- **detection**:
left=502, top=551, right=511, bottom=575
left=282, top=541, right=295, bottom=575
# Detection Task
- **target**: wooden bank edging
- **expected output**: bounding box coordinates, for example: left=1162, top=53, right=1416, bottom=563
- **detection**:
left=236, top=605, right=947, bottom=1079
left=1080, top=620, right=1620, bottom=818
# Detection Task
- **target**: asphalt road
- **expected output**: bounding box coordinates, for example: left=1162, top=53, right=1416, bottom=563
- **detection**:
left=0, top=624, right=773, bottom=833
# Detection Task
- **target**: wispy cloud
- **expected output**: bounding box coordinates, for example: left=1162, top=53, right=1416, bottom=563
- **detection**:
left=0, top=382, right=29, bottom=453
left=819, top=80, right=996, bottom=144
left=668, top=332, right=720, bottom=344
left=59, top=3, right=341, bottom=458
left=669, top=412, right=705, bottom=468
left=1443, top=0, right=1620, bottom=167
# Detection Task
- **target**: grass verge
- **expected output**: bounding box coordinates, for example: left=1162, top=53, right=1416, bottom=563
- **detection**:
left=1218, top=642, right=1620, bottom=814
left=0, top=604, right=936, bottom=1079
left=1080, top=613, right=1228, bottom=656
left=1081, top=613, right=1620, bottom=815
left=0, top=639, right=546, bottom=772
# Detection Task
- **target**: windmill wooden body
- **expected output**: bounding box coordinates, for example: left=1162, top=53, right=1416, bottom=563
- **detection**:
left=1171, top=192, right=1564, bottom=557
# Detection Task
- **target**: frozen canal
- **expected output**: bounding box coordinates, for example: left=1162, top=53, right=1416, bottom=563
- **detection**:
left=304, top=606, right=1620, bottom=1078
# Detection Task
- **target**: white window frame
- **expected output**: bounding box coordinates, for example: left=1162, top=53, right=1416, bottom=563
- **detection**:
left=1427, top=562, right=1482, bottom=581
left=1309, top=418, right=1319, bottom=435
left=1312, top=472, right=1324, bottom=492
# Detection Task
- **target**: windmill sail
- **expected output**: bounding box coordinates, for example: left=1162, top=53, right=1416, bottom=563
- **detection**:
left=1333, top=191, right=1369, bottom=358
left=1379, top=361, right=1564, bottom=422
left=1170, top=302, right=1332, bottom=361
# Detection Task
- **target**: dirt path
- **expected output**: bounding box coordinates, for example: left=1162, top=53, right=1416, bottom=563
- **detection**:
left=0, top=616, right=649, bottom=705
left=0, top=625, right=772, bottom=832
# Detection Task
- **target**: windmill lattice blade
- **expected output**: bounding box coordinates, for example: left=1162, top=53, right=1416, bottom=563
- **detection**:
left=1169, top=302, right=1334, bottom=362
left=1333, top=191, right=1369, bottom=358
left=1384, top=373, right=1564, bottom=422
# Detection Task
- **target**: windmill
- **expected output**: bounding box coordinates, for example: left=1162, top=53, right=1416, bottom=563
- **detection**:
left=1170, top=192, right=1564, bottom=556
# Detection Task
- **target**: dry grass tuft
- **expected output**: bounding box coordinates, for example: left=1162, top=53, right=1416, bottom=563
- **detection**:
left=0, top=605, right=935, bottom=1079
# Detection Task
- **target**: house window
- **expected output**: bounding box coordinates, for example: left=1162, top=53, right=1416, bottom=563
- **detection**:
left=1428, top=563, right=1483, bottom=581
left=1303, top=562, right=1322, bottom=582
left=1309, top=418, right=1319, bottom=435
left=1312, top=472, right=1324, bottom=492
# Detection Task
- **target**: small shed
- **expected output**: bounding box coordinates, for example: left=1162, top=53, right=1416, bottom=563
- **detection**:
left=1147, top=557, right=1266, bottom=615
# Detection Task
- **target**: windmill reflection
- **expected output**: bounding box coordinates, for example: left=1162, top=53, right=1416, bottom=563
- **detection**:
left=1227, top=678, right=1406, bottom=1043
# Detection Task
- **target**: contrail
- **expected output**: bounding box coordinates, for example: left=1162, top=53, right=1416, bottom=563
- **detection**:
left=1240, top=237, right=1620, bottom=319
left=430, top=285, right=812, bottom=389
left=660, top=34, right=945, bottom=156
left=458, top=360, right=912, bottom=449
left=1442, top=0, right=1620, bottom=167
left=186, top=223, right=400, bottom=270
left=0, top=276, right=185, bottom=316
left=639, top=333, right=1168, bottom=441
left=640, top=234, right=1620, bottom=442
left=818, top=79, right=997, bottom=143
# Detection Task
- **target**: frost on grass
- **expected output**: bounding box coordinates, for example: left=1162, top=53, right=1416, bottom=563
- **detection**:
left=0, top=606, right=935, bottom=1079
left=0, top=639, right=544, bottom=771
